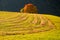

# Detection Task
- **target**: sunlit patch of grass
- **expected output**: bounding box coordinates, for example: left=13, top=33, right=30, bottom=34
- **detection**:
left=0, top=11, right=60, bottom=40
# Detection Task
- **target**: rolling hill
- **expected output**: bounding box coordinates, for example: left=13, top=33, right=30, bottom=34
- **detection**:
left=0, top=11, right=60, bottom=40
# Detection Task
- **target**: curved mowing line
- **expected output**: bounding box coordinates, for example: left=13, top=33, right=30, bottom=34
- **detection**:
left=0, top=14, right=55, bottom=35
left=0, top=14, right=26, bottom=22
left=6, top=15, right=33, bottom=28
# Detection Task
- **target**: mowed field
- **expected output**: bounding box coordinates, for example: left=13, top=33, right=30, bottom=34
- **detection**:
left=0, top=11, right=60, bottom=40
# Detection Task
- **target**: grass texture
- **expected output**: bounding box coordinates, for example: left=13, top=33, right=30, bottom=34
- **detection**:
left=0, top=11, right=60, bottom=40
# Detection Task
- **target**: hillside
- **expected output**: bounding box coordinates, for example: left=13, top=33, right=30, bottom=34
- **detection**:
left=0, top=11, right=60, bottom=40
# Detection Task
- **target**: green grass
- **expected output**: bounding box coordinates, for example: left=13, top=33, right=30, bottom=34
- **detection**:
left=0, top=11, right=60, bottom=40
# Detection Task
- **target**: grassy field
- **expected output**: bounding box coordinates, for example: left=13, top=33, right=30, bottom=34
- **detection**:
left=0, top=11, right=60, bottom=40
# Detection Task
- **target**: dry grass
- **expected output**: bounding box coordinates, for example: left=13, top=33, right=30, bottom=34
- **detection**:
left=0, top=11, right=60, bottom=40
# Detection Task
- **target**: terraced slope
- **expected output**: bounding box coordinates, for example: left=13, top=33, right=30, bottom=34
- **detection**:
left=0, top=11, right=60, bottom=40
